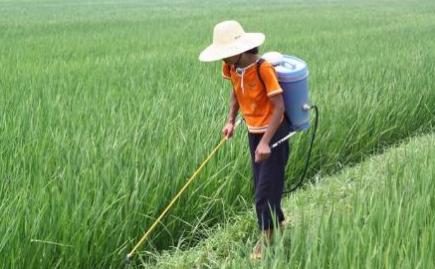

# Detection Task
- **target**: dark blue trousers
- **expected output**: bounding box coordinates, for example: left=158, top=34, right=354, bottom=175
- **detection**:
left=248, top=120, right=290, bottom=230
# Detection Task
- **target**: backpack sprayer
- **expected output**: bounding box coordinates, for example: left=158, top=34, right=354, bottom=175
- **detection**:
left=261, top=52, right=319, bottom=194
left=125, top=52, right=318, bottom=262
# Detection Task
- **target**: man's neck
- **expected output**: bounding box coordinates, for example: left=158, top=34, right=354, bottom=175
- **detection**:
left=236, top=53, right=259, bottom=68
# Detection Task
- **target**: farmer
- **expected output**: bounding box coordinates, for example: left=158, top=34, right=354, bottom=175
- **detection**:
left=199, top=20, right=290, bottom=259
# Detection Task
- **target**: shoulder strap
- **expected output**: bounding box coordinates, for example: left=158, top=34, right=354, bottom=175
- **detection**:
left=256, top=58, right=265, bottom=89
left=257, top=59, right=292, bottom=126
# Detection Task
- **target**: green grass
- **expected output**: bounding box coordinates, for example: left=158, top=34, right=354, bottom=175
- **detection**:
left=148, top=133, right=435, bottom=269
left=0, top=0, right=434, bottom=268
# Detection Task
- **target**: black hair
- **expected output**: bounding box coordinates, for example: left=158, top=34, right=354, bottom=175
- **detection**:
left=245, top=47, right=259, bottom=54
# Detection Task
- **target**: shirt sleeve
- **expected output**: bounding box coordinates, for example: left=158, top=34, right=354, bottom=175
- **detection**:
left=222, top=63, right=231, bottom=80
left=259, top=62, right=283, bottom=97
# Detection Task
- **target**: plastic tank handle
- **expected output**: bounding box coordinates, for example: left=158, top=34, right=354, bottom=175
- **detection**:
left=282, top=61, right=296, bottom=70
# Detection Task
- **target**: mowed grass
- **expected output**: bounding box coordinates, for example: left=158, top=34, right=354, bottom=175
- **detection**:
left=149, top=133, right=435, bottom=269
left=0, top=0, right=434, bottom=268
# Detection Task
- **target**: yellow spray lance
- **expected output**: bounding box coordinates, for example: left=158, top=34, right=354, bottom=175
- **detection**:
left=126, top=118, right=243, bottom=262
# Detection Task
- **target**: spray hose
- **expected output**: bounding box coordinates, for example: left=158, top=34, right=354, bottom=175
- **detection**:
left=282, top=105, right=319, bottom=195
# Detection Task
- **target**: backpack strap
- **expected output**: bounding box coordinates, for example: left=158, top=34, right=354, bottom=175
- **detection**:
left=257, top=58, right=293, bottom=127
left=256, top=58, right=266, bottom=89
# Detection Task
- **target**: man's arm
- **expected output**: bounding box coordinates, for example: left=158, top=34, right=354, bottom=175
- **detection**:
left=222, top=90, right=239, bottom=139
left=255, top=94, right=285, bottom=162
left=227, top=90, right=239, bottom=124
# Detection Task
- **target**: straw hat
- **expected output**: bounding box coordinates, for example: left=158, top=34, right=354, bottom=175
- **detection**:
left=199, top=20, right=265, bottom=62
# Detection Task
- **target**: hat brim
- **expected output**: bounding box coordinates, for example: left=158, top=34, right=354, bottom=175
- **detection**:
left=199, top=33, right=265, bottom=62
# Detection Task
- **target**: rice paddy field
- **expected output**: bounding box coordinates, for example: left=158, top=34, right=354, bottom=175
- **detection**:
left=0, top=0, right=434, bottom=268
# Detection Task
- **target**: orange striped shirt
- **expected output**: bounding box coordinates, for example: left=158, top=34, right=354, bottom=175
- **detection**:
left=223, top=59, right=283, bottom=133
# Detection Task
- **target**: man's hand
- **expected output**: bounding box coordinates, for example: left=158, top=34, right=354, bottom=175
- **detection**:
left=255, top=142, right=271, bottom=163
left=222, top=122, right=235, bottom=140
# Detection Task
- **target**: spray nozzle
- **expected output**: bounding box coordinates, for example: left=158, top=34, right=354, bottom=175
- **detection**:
left=302, top=104, right=311, bottom=111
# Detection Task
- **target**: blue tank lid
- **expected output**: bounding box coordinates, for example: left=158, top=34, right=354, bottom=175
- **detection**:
left=262, top=52, right=308, bottom=82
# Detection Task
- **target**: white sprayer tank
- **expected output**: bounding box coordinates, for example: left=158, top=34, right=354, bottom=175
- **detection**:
left=262, top=52, right=310, bottom=131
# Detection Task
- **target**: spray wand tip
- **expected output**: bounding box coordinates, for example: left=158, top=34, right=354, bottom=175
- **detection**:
left=125, top=253, right=133, bottom=264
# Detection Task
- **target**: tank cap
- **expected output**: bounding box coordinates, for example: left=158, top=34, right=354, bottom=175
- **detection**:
left=262, top=51, right=284, bottom=66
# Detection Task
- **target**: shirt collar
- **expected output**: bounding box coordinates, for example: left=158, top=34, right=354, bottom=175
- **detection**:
left=235, top=58, right=261, bottom=75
